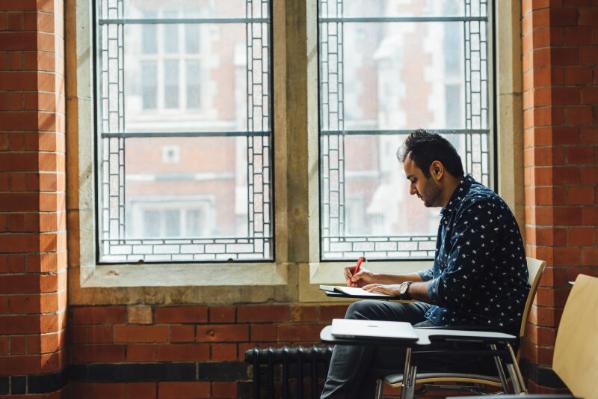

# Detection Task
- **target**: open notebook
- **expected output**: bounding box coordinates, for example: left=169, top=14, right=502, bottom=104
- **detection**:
left=331, top=319, right=419, bottom=342
left=319, top=285, right=398, bottom=299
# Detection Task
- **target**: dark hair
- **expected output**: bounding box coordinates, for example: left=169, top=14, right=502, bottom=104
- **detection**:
left=398, top=129, right=464, bottom=178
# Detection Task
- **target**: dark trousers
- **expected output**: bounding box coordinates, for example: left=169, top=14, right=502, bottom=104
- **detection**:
left=320, top=300, right=497, bottom=399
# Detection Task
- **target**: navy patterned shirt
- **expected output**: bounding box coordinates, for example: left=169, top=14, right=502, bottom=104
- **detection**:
left=418, top=175, right=530, bottom=334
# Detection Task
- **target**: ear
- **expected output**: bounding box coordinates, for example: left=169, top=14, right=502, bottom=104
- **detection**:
left=429, top=160, right=445, bottom=182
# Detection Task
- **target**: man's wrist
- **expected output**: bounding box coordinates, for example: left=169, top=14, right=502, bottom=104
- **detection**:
left=398, top=281, right=412, bottom=299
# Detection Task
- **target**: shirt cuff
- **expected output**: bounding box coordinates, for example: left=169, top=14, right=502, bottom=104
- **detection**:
left=427, top=277, right=440, bottom=303
left=418, top=269, right=434, bottom=282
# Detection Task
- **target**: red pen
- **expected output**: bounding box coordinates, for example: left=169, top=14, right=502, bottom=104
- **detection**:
left=353, top=256, right=365, bottom=275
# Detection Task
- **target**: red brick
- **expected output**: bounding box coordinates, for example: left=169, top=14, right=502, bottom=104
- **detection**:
left=550, top=8, right=579, bottom=26
left=0, top=337, right=8, bottom=356
left=30, top=331, right=64, bottom=354
left=211, top=381, right=237, bottom=398
left=532, top=8, right=550, bottom=28
left=552, top=48, right=579, bottom=66
left=196, top=324, right=249, bottom=342
left=6, top=294, right=46, bottom=313
left=127, top=343, right=209, bottom=362
left=71, top=325, right=113, bottom=344
left=250, top=324, right=278, bottom=342
left=277, top=324, right=323, bottom=342
left=580, top=47, right=598, bottom=65
left=10, top=336, right=26, bottom=355
left=158, top=382, right=210, bottom=399
left=559, top=27, right=593, bottom=46
left=529, top=325, right=557, bottom=347
left=553, top=247, right=581, bottom=266
left=579, top=8, right=598, bottom=25
left=0, top=71, right=38, bottom=90
left=114, top=325, right=169, bottom=343
left=564, top=106, right=593, bottom=125
left=237, top=304, right=290, bottom=322
left=581, top=87, right=598, bottom=105
left=209, top=306, right=235, bottom=323
left=0, top=1, right=37, bottom=11
left=579, top=128, right=598, bottom=144
left=552, top=87, right=580, bottom=105
left=170, top=325, right=195, bottom=343
left=210, top=343, right=237, bottom=361
left=581, top=247, right=598, bottom=266
left=71, top=306, right=126, bottom=325
left=582, top=207, right=598, bottom=225
left=154, top=306, right=208, bottom=324
left=567, top=227, right=595, bottom=246
left=535, top=305, right=557, bottom=327
left=531, top=48, right=551, bottom=71
left=580, top=167, right=598, bottom=184
left=0, top=315, right=40, bottom=333
left=554, top=207, right=582, bottom=225
left=0, top=275, right=40, bottom=294
left=319, top=305, right=347, bottom=321
left=0, top=31, right=37, bottom=50
left=531, top=28, right=550, bottom=49
left=564, top=66, right=593, bottom=85
left=70, top=344, right=126, bottom=363
left=566, top=187, right=594, bottom=205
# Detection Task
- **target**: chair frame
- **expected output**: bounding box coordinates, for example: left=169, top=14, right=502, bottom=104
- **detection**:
left=375, top=257, right=546, bottom=399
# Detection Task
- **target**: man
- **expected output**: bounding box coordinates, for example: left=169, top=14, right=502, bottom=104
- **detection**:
left=321, top=129, right=530, bottom=398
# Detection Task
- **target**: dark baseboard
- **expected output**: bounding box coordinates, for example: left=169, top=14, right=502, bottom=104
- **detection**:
left=521, top=359, right=567, bottom=389
left=0, top=361, right=247, bottom=395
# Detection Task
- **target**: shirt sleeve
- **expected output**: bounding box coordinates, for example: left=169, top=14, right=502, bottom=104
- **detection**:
left=426, top=199, right=502, bottom=308
left=418, top=268, right=434, bottom=281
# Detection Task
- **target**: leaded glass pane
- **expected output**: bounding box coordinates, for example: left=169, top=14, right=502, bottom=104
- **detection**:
left=318, top=0, right=493, bottom=260
left=95, top=0, right=273, bottom=263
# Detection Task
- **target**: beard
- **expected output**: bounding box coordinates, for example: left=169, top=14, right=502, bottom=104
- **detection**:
left=421, top=178, right=442, bottom=207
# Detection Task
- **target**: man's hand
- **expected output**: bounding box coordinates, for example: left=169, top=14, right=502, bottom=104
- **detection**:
left=344, top=266, right=377, bottom=287
left=362, top=283, right=402, bottom=296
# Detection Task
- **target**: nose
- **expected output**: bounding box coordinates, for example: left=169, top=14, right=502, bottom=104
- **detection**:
left=409, top=184, right=417, bottom=196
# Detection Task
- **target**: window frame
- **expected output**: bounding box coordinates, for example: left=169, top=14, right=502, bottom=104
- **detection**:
left=66, top=0, right=523, bottom=305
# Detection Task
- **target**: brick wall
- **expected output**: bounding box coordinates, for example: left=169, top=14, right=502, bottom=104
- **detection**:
left=522, top=0, right=598, bottom=393
left=1, top=0, right=597, bottom=397
left=67, top=303, right=345, bottom=398
left=0, top=0, right=67, bottom=397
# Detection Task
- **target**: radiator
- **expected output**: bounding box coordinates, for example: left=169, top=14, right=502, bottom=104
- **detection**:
left=245, top=346, right=334, bottom=399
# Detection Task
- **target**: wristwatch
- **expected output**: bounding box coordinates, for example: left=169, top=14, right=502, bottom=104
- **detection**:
left=398, top=281, right=412, bottom=300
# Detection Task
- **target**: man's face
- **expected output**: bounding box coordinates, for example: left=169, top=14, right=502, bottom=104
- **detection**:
left=403, top=155, right=443, bottom=208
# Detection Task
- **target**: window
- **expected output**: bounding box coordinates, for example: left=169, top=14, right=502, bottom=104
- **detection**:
left=95, top=0, right=273, bottom=263
left=318, top=0, right=494, bottom=260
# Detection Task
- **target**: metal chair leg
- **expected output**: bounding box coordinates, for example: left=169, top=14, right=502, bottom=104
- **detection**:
left=507, top=343, right=527, bottom=393
left=490, top=343, right=510, bottom=393
left=374, top=378, right=384, bottom=399
left=400, top=347, right=413, bottom=399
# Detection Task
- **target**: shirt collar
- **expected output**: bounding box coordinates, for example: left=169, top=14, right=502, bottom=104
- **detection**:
left=440, top=175, right=474, bottom=217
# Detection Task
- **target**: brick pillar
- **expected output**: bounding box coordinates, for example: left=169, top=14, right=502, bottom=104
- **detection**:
left=0, top=0, right=67, bottom=396
left=522, top=0, right=598, bottom=393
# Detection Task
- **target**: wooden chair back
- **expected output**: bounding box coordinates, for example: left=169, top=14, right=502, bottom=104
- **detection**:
left=518, top=257, right=546, bottom=338
left=553, top=274, right=598, bottom=398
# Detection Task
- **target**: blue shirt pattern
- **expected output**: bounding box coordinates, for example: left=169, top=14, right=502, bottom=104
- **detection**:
left=418, top=175, right=530, bottom=334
